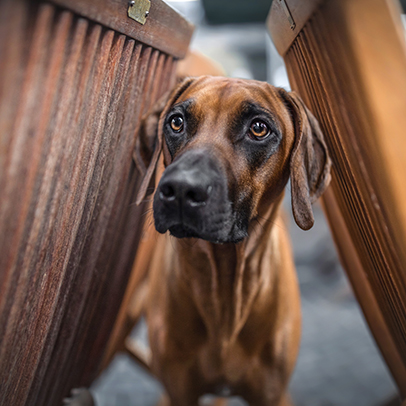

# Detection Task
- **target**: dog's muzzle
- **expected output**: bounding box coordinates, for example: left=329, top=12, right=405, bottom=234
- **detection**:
left=153, top=150, right=235, bottom=243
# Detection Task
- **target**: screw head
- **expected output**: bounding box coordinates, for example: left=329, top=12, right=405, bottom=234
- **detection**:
left=145, top=11, right=149, bottom=17
left=129, top=1, right=135, bottom=6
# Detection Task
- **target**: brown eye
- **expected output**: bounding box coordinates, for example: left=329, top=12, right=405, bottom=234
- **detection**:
left=170, top=115, right=184, bottom=132
left=249, top=120, right=270, bottom=139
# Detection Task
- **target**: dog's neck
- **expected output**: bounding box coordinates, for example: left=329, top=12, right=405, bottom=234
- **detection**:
left=173, top=193, right=285, bottom=346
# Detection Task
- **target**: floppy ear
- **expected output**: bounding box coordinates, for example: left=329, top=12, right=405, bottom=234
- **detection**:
left=133, top=77, right=197, bottom=205
left=279, top=89, right=331, bottom=230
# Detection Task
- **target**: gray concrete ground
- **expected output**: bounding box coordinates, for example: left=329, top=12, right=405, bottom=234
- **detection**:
left=90, top=3, right=401, bottom=405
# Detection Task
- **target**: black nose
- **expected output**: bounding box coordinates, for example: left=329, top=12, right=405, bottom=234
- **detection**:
left=159, top=175, right=212, bottom=207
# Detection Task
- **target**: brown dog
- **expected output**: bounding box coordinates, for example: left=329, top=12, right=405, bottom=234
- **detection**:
left=133, top=76, right=331, bottom=406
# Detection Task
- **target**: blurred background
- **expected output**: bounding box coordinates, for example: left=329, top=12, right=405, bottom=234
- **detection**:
left=91, top=1, right=406, bottom=405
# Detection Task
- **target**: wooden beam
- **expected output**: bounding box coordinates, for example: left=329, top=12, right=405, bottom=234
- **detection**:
left=49, top=0, right=194, bottom=59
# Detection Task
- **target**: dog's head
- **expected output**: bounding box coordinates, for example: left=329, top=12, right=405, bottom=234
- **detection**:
left=134, top=76, right=331, bottom=244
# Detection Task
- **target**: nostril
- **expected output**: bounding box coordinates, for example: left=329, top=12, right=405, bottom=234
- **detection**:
left=186, top=186, right=212, bottom=207
left=160, top=184, right=176, bottom=201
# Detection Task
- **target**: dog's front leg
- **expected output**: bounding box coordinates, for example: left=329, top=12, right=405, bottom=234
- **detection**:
left=156, top=361, right=201, bottom=406
left=164, top=384, right=200, bottom=406
left=277, top=394, right=294, bottom=406
left=165, top=389, right=199, bottom=406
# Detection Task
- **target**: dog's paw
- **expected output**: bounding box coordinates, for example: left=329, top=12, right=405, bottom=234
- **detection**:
left=62, top=388, right=95, bottom=406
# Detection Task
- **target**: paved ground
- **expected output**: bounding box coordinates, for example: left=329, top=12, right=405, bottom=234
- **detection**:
left=91, top=3, right=401, bottom=405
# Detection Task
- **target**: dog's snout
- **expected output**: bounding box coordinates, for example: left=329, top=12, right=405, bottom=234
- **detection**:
left=159, top=173, right=212, bottom=207
left=154, top=150, right=234, bottom=242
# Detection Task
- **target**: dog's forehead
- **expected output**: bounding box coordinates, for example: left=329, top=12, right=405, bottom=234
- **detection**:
left=175, top=77, right=284, bottom=117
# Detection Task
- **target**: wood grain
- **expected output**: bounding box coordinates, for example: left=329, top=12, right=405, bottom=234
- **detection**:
left=268, top=0, right=406, bottom=397
left=322, top=185, right=406, bottom=389
left=48, top=0, right=194, bottom=59
left=0, top=0, right=186, bottom=404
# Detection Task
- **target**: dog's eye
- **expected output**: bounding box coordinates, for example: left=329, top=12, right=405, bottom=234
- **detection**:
left=170, top=115, right=184, bottom=133
left=249, top=120, right=270, bottom=139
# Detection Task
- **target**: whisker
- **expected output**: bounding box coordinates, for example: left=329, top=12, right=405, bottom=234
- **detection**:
left=141, top=208, right=154, bottom=218
left=254, top=213, right=287, bottom=232
left=129, top=198, right=152, bottom=207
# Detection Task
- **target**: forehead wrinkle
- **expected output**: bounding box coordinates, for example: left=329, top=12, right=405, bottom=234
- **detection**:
left=195, top=87, right=248, bottom=129
left=215, top=87, right=257, bottom=128
left=171, top=98, right=194, bottom=112
left=235, top=100, right=278, bottom=126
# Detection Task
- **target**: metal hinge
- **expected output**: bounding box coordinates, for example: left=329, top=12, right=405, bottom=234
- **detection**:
left=128, top=0, right=151, bottom=25
left=279, top=0, right=296, bottom=30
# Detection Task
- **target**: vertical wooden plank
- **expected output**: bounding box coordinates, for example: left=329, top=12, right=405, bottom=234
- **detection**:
left=0, top=0, right=28, bottom=184
left=0, top=7, right=74, bottom=404
left=0, top=3, right=55, bottom=323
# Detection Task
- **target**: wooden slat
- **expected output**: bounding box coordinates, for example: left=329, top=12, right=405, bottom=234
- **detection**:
left=48, top=0, right=194, bottom=59
left=268, top=0, right=406, bottom=397
left=0, top=0, right=189, bottom=404
left=322, top=185, right=406, bottom=389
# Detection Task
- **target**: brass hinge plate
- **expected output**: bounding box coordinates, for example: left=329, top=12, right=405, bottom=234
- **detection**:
left=279, top=0, right=296, bottom=30
left=128, top=0, right=151, bottom=25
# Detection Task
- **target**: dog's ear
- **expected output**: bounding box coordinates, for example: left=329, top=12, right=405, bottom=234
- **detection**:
left=134, top=77, right=197, bottom=205
left=279, top=89, right=331, bottom=230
